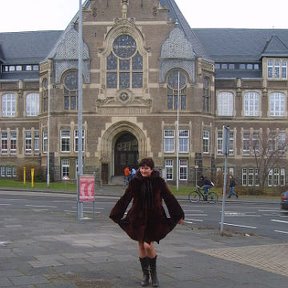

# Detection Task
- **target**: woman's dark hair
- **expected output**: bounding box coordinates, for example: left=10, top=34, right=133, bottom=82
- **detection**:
left=138, top=157, right=154, bottom=169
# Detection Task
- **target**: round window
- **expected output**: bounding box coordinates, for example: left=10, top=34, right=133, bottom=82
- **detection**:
left=167, top=70, right=187, bottom=90
left=113, top=34, right=137, bottom=58
left=64, top=71, right=78, bottom=90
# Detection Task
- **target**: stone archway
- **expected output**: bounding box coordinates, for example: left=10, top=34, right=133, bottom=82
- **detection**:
left=98, top=120, right=151, bottom=181
left=114, top=132, right=138, bottom=175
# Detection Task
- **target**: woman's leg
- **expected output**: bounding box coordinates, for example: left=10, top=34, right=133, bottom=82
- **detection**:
left=138, top=241, right=157, bottom=258
left=138, top=242, right=150, bottom=286
left=143, top=242, right=157, bottom=258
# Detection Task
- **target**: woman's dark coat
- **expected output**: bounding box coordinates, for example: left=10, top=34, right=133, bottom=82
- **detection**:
left=109, top=170, right=185, bottom=243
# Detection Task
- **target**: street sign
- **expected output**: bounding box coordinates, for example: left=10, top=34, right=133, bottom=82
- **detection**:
left=79, top=175, right=95, bottom=202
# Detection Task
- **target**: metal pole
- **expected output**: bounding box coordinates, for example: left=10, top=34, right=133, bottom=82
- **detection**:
left=77, top=0, right=84, bottom=220
left=46, top=59, right=51, bottom=187
left=220, top=125, right=229, bottom=234
left=176, top=71, right=180, bottom=191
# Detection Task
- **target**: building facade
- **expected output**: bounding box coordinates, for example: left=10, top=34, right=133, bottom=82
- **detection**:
left=1, top=0, right=288, bottom=187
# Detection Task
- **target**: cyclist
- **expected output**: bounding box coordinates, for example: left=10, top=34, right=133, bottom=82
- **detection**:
left=198, top=175, right=214, bottom=201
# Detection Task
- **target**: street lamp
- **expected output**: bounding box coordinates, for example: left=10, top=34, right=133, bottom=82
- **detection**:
left=77, top=0, right=84, bottom=220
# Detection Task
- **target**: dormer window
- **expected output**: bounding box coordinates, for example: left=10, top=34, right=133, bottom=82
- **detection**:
left=267, top=58, right=287, bottom=80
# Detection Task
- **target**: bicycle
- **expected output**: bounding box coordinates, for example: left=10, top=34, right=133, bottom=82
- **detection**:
left=188, top=185, right=218, bottom=203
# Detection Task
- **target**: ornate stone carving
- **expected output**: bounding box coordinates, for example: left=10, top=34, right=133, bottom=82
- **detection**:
left=96, top=90, right=152, bottom=110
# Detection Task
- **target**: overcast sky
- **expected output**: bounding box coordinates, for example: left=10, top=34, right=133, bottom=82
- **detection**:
left=0, top=0, right=287, bottom=33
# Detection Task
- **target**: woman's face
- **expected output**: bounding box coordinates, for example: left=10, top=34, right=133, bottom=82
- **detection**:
left=139, top=165, right=152, bottom=177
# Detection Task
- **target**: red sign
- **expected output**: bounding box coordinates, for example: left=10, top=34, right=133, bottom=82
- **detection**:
left=79, top=175, right=95, bottom=202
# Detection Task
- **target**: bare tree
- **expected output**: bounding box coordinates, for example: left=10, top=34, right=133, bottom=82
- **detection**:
left=252, top=129, right=288, bottom=189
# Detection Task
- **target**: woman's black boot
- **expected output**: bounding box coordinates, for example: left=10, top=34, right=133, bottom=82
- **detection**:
left=139, top=257, right=150, bottom=287
left=149, top=256, right=159, bottom=287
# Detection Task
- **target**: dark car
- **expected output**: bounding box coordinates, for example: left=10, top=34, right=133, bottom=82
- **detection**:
left=280, top=191, right=288, bottom=210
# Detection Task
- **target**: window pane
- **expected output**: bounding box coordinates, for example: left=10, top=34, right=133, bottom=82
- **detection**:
left=26, top=93, right=39, bottom=116
left=217, top=92, right=233, bottom=116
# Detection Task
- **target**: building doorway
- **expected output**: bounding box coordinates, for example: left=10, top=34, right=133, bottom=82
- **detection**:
left=114, top=132, right=138, bottom=176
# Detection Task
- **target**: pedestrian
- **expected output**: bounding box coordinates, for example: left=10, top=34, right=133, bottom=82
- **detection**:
left=198, top=175, right=214, bottom=201
left=110, top=157, right=184, bottom=287
left=123, top=166, right=130, bottom=186
left=130, top=167, right=136, bottom=179
left=228, top=175, right=238, bottom=198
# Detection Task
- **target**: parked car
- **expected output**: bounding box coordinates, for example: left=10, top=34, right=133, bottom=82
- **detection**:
left=280, top=191, right=288, bottom=210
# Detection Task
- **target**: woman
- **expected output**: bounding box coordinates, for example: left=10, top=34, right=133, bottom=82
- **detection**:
left=110, top=158, right=184, bottom=287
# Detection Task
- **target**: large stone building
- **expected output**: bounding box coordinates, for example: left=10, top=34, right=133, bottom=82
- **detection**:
left=1, top=0, right=288, bottom=187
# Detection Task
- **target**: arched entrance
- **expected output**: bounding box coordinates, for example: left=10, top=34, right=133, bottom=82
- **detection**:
left=114, top=132, right=139, bottom=175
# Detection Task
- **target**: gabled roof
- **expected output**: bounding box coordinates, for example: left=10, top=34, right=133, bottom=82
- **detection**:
left=261, top=34, right=288, bottom=57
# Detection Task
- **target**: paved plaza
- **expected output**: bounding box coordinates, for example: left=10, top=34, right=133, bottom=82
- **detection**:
left=0, top=187, right=287, bottom=287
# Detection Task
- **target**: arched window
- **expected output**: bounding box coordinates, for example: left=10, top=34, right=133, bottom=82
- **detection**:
left=217, top=92, right=234, bottom=116
left=26, top=93, right=39, bottom=116
left=167, top=69, right=187, bottom=110
left=203, top=77, right=211, bottom=112
left=106, top=34, right=143, bottom=89
left=63, top=70, right=78, bottom=110
left=269, top=92, right=286, bottom=116
left=2, top=93, right=16, bottom=117
left=244, top=91, right=260, bottom=116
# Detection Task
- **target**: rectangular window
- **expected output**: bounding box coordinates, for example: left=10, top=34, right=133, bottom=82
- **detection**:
left=179, top=159, right=188, bottom=180
left=268, top=168, right=286, bottom=186
left=242, top=168, right=260, bottom=186
left=1, top=131, right=8, bottom=154
left=34, top=130, right=39, bottom=152
left=248, top=168, right=254, bottom=186
left=280, top=168, right=285, bottom=186
left=74, top=130, right=85, bottom=152
left=179, top=130, right=189, bottom=153
left=164, top=130, right=175, bottom=153
left=25, top=130, right=32, bottom=154
left=203, top=130, right=210, bottom=153
left=267, top=58, right=288, bottom=80
left=61, top=159, right=70, bottom=178
left=217, top=130, right=223, bottom=155
left=242, top=131, right=250, bottom=155
left=252, top=131, right=260, bottom=154
left=10, top=130, right=17, bottom=154
left=61, top=129, right=70, bottom=152
left=165, top=159, right=173, bottom=180
left=0, top=167, right=5, bottom=177
left=42, top=130, right=48, bottom=153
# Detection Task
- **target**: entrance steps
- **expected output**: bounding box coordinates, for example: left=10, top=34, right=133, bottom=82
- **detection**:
left=110, top=176, right=125, bottom=186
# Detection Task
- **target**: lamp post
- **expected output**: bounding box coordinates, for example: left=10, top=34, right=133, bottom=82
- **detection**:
left=77, top=0, right=84, bottom=220
left=46, top=59, right=52, bottom=187
left=176, top=71, right=180, bottom=191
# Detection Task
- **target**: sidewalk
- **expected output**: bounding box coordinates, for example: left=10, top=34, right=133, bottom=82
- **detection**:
left=0, top=188, right=287, bottom=287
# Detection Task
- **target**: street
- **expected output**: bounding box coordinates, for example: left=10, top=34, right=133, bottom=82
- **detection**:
left=0, top=189, right=288, bottom=287
left=1, top=190, right=287, bottom=241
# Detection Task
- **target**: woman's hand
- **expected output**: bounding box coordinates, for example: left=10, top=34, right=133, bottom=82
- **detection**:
left=178, top=218, right=184, bottom=225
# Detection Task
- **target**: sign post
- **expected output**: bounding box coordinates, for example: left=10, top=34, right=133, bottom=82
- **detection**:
left=78, top=175, right=96, bottom=219
left=220, top=125, right=230, bottom=235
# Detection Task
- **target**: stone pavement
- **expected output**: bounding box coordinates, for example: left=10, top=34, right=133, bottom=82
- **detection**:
left=0, top=187, right=287, bottom=287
